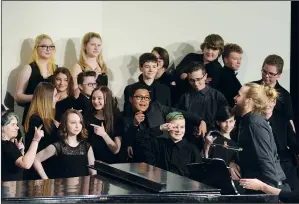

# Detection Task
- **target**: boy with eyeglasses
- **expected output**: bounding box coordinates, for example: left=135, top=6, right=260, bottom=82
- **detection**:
left=252, top=54, right=295, bottom=132
left=123, top=53, right=172, bottom=117
left=122, top=83, right=207, bottom=163
left=73, top=71, right=97, bottom=115
left=177, top=61, right=228, bottom=149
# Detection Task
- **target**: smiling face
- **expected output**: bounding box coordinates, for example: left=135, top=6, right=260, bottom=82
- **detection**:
left=2, top=117, right=19, bottom=140
left=261, top=64, right=280, bottom=86
left=129, top=89, right=150, bottom=112
left=203, top=46, right=220, bottom=62
left=91, top=89, right=105, bottom=111
left=140, top=61, right=158, bottom=80
left=224, top=52, right=242, bottom=71
left=217, top=116, right=235, bottom=134
left=54, top=73, right=68, bottom=93
left=168, top=119, right=185, bottom=142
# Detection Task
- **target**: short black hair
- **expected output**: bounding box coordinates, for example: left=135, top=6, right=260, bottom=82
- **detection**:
left=130, top=83, right=150, bottom=98
left=77, top=71, right=97, bottom=85
left=139, top=53, right=157, bottom=67
left=215, top=106, right=235, bottom=122
left=186, top=61, right=206, bottom=74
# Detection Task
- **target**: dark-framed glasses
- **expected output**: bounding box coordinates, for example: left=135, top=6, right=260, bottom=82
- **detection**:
left=261, top=69, right=279, bottom=77
left=38, top=45, right=56, bottom=50
left=133, top=95, right=151, bottom=101
left=188, top=75, right=206, bottom=84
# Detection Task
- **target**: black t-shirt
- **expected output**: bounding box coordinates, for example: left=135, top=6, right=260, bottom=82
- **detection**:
left=85, top=114, right=123, bottom=164
left=1, top=141, right=24, bottom=181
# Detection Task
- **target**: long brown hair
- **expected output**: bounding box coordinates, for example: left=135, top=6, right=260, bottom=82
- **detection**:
left=52, top=67, right=74, bottom=97
left=24, top=82, right=55, bottom=134
left=90, top=86, right=119, bottom=135
left=78, top=32, right=108, bottom=75
left=58, top=109, right=88, bottom=141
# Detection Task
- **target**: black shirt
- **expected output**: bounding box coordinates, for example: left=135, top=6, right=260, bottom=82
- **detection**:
left=209, top=135, right=238, bottom=165
left=85, top=114, right=123, bottom=164
left=279, top=190, right=299, bottom=203
left=216, top=66, right=242, bottom=107
left=236, top=112, right=286, bottom=187
left=123, top=75, right=172, bottom=116
left=1, top=140, right=24, bottom=181
left=135, top=126, right=202, bottom=177
left=177, top=86, right=228, bottom=130
left=55, top=96, right=75, bottom=121
left=268, top=110, right=299, bottom=160
left=252, top=79, right=294, bottom=120
left=73, top=93, right=91, bottom=116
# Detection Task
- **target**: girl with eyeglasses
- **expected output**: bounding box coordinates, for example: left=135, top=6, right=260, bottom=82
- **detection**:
left=15, top=34, right=58, bottom=125
left=84, top=86, right=123, bottom=164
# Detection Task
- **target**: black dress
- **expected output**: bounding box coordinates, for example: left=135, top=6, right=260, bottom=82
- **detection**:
left=1, top=141, right=24, bottom=181
left=85, top=115, right=123, bottom=164
left=22, top=61, right=55, bottom=125
left=23, top=114, right=59, bottom=180
left=55, top=96, right=76, bottom=121
left=52, top=140, right=91, bottom=179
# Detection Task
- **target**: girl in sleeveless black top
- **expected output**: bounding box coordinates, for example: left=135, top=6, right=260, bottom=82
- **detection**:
left=33, top=109, right=97, bottom=179
left=15, top=34, right=57, bottom=125
left=85, top=86, right=123, bottom=164
left=52, top=67, right=76, bottom=122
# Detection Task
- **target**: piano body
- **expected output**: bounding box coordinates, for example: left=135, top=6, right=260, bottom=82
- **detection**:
left=1, top=161, right=279, bottom=203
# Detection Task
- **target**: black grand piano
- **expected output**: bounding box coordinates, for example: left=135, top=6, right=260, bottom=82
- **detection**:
left=1, top=161, right=279, bottom=203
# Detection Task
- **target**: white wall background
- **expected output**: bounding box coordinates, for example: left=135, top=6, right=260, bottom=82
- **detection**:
left=2, top=1, right=291, bottom=118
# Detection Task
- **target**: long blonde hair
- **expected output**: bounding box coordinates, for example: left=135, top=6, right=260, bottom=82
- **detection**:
left=264, top=85, right=279, bottom=102
left=30, top=34, right=56, bottom=75
left=24, top=82, right=55, bottom=134
left=244, top=83, right=271, bottom=115
left=78, top=32, right=108, bottom=75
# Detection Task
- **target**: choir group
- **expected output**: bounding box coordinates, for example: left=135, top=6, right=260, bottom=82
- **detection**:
left=2, top=32, right=299, bottom=201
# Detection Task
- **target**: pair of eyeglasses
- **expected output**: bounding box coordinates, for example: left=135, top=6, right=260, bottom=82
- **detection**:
left=188, top=74, right=206, bottom=84
left=38, top=45, right=55, bottom=50
left=133, top=95, right=151, bottom=101
left=261, top=69, right=279, bottom=77
left=83, top=83, right=97, bottom=87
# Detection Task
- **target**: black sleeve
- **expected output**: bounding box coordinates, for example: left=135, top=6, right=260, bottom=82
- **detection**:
left=25, top=115, right=43, bottom=151
left=217, top=91, right=229, bottom=108
left=284, top=93, right=294, bottom=120
left=3, top=142, right=22, bottom=165
left=279, top=190, right=299, bottom=203
left=286, top=121, right=299, bottom=154
left=123, top=119, right=138, bottom=147
left=114, top=116, right=124, bottom=137
left=158, top=102, right=202, bottom=125
left=123, top=86, right=132, bottom=116
left=165, top=86, right=172, bottom=107
left=176, top=93, right=187, bottom=110
left=208, top=62, right=222, bottom=88
left=175, top=54, right=194, bottom=76
left=249, top=123, right=278, bottom=185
